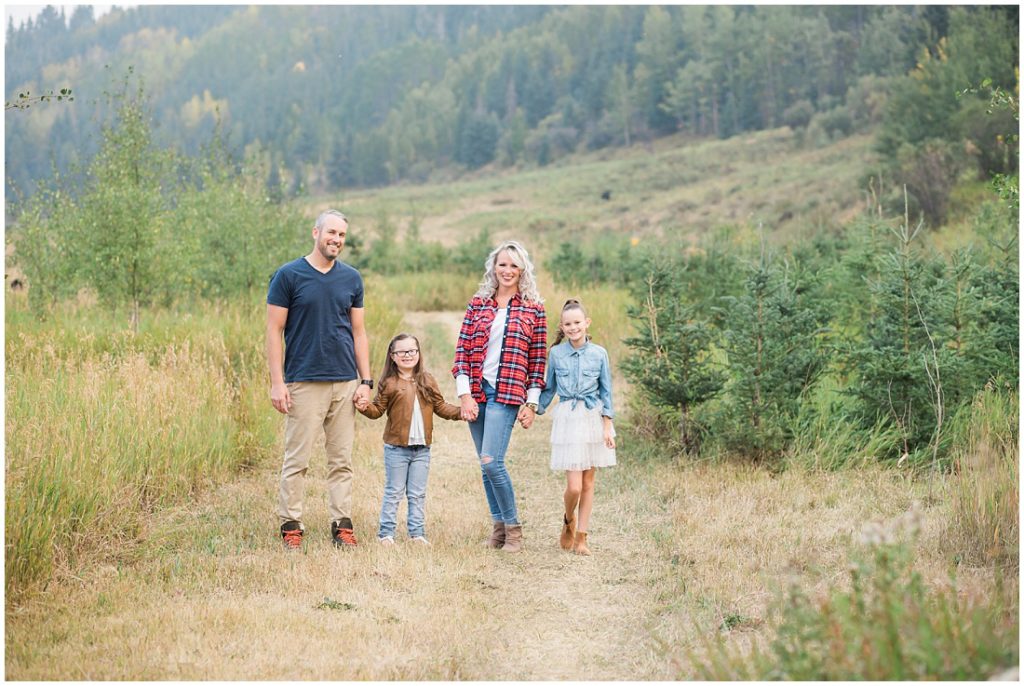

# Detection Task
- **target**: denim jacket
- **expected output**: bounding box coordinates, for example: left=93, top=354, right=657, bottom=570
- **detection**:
left=537, top=340, right=614, bottom=418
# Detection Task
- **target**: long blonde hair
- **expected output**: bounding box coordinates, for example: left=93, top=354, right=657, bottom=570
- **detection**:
left=474, top=240, right=543, bottom=304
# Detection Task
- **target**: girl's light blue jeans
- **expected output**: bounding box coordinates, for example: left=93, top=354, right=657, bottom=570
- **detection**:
left=379, top=443, right=431, bottom=539
left=467, top=379, right=520, bottom=525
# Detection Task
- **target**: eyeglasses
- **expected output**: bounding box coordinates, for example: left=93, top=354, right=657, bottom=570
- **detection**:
left=391, top=349, right=419, bottom=358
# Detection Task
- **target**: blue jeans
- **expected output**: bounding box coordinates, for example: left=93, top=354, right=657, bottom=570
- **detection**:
left=468, top=380, right=520, bottom=525
left=379, top=444, right=431, bottom=539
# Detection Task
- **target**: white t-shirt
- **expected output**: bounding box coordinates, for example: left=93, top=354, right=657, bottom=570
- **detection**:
left=481, top=306, right=507, bottom=387
left=408, top=394, right=426, bottom=446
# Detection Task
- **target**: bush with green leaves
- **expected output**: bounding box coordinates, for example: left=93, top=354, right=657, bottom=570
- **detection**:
left=74, top=75, right=177, bottom=329
left=9, top=73, right=315, bottom=326
left=171, top=136, right=308, bottom=299
left=696, top=532, right=1019, bottom=680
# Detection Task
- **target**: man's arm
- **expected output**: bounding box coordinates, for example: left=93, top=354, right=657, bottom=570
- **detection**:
left=267, top=304, right=291, bottom=414
left=351, top=306, right=372, bottom=404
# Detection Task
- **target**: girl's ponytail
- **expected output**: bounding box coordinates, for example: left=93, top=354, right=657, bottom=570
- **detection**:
left=551, top=298, right=589, bottom=348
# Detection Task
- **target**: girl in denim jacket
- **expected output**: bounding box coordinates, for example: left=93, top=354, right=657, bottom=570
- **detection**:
left=537, top=299, right=616, bottom=555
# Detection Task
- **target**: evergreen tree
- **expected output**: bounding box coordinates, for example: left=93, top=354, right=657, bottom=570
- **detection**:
left=623, top=264, right=724, bottom=453
left=714, top=245, right=828, bottom=459
left=845, top=209, right=947, bottom=457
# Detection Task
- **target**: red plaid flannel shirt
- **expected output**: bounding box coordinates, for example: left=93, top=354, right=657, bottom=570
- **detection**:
left=452, top=292, right=547, bottom=405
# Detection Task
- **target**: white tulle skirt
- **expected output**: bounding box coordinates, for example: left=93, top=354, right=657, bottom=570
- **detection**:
left=549, top=402, right=616, bottom=471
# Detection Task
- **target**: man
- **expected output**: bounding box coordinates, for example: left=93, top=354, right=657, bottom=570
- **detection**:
left=267, top=209, right=373, bottom=550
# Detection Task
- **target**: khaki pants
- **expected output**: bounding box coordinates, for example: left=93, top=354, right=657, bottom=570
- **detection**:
left=278, top=380, right=358, bottom=527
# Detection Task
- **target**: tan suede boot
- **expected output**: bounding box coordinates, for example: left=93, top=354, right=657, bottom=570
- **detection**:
left=573, top=531, right=590, bottom=556
left=483, top=521, right=505, bottom=549
left=501, top=525, right=523, bottom=552
left=559, top=513, right=576, bottom=550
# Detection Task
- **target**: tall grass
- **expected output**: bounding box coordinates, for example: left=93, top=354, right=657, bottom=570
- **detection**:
left=694, top=523, right=1019, bottom=680
left=785, top=374, right=903, bottom=470
left=367, top=271, right=479, bottom=312
left=944, top=382, right=1019, bottom=568
left=4, top=289, right=402, bottom=601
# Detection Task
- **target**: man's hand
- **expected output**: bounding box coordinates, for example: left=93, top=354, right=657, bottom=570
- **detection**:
left=460, top=395, right=479, bottom=422
left=354, top=383, right=372, bottom=407
left=270, top=381, right=292, bottom=414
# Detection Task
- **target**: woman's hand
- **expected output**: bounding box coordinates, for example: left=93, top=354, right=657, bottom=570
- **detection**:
left=460, top=394, right=479, bottom=422
left=517, top=404, right=536, bottom=429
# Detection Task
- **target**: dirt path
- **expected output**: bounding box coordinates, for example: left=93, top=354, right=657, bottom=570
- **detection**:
left=6, top=312, right=678, bottom=680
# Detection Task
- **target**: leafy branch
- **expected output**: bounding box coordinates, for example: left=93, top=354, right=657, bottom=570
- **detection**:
left=5, top=88, right=74, bottom=111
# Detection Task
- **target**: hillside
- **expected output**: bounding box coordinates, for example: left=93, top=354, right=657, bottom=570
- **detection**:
left=317, top=128, right=877, bottom=251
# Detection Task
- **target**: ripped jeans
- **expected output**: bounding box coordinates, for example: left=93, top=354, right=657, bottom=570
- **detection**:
left=467, top=379, right=520, bottom=525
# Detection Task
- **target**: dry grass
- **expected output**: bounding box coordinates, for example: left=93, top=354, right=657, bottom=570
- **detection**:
left=945, top=385, right=1019, bottom=568
left=7, top=307, right=1010, bottom=680
left=5, top=396, right=676, bottom=679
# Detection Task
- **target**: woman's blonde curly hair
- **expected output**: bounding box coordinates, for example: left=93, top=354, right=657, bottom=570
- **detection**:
left=474, top=239, right=543, bottom=304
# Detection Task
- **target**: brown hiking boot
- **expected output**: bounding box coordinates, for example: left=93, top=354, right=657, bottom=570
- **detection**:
left=573, top=531, right=590, bottom=556
left=560, top=513, right=576, bottom=550
left=501, top=525, right=523, bottom=553
left=483, top=521, right=505, bottom=549
left=281, top=521, right=303, bottom=551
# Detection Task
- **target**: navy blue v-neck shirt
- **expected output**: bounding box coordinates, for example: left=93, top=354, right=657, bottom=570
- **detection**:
left=267, top=257, right=364, bottom=383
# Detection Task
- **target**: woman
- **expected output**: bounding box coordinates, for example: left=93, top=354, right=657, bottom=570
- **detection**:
left=452, top=240, right=547, bottom=552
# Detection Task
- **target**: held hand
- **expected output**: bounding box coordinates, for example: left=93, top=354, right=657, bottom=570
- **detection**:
left=517, top=405, right=536, bottom=429
left=270, top=382, right=292, bottom=415
left=354, top=384, right=371, bottom=407
left=460, top=395, right=479, bottom=422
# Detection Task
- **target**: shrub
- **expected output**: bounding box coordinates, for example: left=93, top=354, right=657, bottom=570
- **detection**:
left=695, top=513, right=1019, bottom=679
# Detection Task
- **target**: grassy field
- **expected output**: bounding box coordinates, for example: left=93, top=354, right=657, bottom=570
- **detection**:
left=315, top=127, right=877, bottom=253
left=5, top=128, right=1018, bottom=679
left=7, top=304, right=1015, bottom=679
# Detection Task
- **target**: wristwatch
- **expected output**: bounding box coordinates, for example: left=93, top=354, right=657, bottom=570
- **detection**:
left=524, top=402, right=538, bottom=412
left=360, top=379, right=374, bottom=389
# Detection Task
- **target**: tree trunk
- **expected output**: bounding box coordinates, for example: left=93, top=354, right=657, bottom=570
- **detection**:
left=679, top=403, right=691, bottom=454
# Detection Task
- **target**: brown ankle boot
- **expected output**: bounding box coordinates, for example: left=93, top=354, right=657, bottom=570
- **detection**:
left=483, top=521, right=505, bottom=549
left=501, top=525, right=523, bottom=552
left=573, top=531, right=590, bottom=556
left=560, top=514, right=576, bottom=550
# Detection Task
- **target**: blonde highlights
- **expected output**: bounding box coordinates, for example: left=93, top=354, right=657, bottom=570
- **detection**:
left=474, top=239, right=543, bottom=304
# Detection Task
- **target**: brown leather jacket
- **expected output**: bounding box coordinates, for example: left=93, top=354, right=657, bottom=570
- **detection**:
left=358, top=372, right=461, bottom=446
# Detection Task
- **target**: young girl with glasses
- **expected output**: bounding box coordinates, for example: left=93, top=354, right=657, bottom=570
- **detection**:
left=356, top=333, right=463, bottom=546
left=536, top=299, right=616, bottom=555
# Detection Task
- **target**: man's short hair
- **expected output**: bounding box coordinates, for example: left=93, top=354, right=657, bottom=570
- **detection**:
left=315, top=209, right=348, bottom=231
